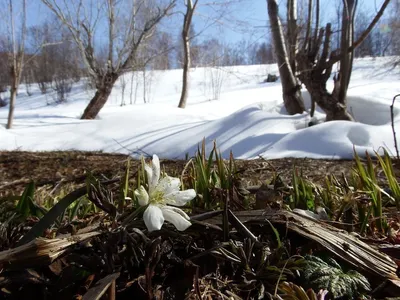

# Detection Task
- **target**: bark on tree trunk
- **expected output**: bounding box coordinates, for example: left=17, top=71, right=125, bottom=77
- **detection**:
left=42, top=0, right=176, bottom=120
left=6, top=0, right=26, bottom=129
left=81, top=73, right=118, bottom=120
left=338, top=0, right=357, bottom=105
left=178, top=33, right=190, bottom=109
left=6, top=80, right=17, bottom=129
left=178, top=1, right=196, bottom=109
left=300, top=71, right=354, bottom=121
left=296, top=0, right=389, bottom=122
left=7, top=64, right=20, bottom=129
left=297, top=21, right=354, bottom=122
left=287, top=0, right=298, bottom=73
left=309, top=88, right=354, bottom=121
left=267, top=0, right=305, bottom=115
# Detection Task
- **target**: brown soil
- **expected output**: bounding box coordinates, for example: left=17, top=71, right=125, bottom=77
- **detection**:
left=1, top=151, right=400, bottom=299
left=0, top=150, right=359, bottom=197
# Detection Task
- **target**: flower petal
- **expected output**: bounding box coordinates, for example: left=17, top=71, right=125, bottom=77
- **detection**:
left=161, top=206, right=191, bottom=231
left=134, top=185, right=149, bottom=206
left=147, top=154, right=160, bottom=191
left=143, top=204, right=164, bottom=232
left=144, top=164, right=153, bottom=188
left=155, top=176, right=181, bottom=195
left=164, top=189, right=196, bottom=206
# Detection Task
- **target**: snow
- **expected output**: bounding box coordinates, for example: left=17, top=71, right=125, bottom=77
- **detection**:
left=0, top=57, right=399, bottom=160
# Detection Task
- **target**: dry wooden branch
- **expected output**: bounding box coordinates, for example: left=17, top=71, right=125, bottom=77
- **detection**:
left=82, top=272, right=120, bottom=300
left=0, top=231, right=101, bottom=269
left=205, top=209, right=399, bottom=281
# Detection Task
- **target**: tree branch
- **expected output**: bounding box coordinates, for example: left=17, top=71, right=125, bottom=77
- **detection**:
left=303, top=0, right=313, bottom=51
left=120, top=1, right=176, bottom=72
left=330, top=0, right=391, bottom=65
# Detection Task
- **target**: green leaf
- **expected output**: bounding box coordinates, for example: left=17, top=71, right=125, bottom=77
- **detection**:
left=376, top=149, right=400, bottom=208
left=86, top=173, right=117, bottom=218
left=353, top=149, right=385, bottom=232
left=119, top=158, right=131, bottom=212
left=16, top=181, right=36, bottom=218
left=304, top=255, right=370, bottom=298
left=265, top=219, right=282, bottom=248
left=206, top=140, right=215, bottom=176
left=68, top=197, right=83, bottom=221
left=17, top=185, right=88, bottom=246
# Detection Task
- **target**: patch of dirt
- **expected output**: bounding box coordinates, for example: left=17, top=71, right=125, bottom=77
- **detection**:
left=0, top=150, right=360, bottom=196
left=1, top=151, right=400, bottom=299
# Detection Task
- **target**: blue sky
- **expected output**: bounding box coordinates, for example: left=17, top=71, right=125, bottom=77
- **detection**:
left=21, top=0, right=268, bottom=46
left=171, top=0, right=383, bottom=45
left=20, top=0, right=385, bottom=47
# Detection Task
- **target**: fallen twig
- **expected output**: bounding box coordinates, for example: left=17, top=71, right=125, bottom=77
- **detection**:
left=82, top=272, right=120, bottom=300
left=0, top=231, right=101, bottom=269
left=204, top=209, right=399, bottom=280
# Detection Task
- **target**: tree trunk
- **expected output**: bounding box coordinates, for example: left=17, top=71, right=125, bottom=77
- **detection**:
left=297, top=18, right=354, bottom=122
left=178, top=1, right=196, bottom=109
left=267, top=0, right=305, bottom=115
left=296, top=0, right=389, bottom=122
left=300, top=71, right=354, bottom=121
left=130, top=71, right=134, bottom=105
left=6, top=77, right=18, bottom=129
left=287, top=0, right=298, bottom=73
left=338, top=0, right=357, bottom=105
left=178, top=32, right=190, bottom=108
left=6, top=0, right=26, bottom=129
left=42, top=0, right=176, bottom=120
left=310, top=90, right=353, bottom=121
left=81, top=73, right=118, bottom=119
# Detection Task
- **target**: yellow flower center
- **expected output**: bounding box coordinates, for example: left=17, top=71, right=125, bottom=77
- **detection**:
left=151, top=190, right=165, bottom=205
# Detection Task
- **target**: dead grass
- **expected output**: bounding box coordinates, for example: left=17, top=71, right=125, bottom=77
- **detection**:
left=1, top=151, right=400, bottom=299
left=0, top=150, right=357, bottom=197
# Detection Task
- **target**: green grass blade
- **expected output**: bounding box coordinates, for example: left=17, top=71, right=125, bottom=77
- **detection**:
left=206, top=140, right=215, bottom=175
left=69, top=197, right=83, bottom=221
left=17, top=185, right=87, bottom=246
left=377, top=149, right=400, bottom=208
left=265, top=219, right=282, bottom=248
left=16, top=181, right=35, bottom=218
left=119, top=158, right=130, bottom=212
left=292, top=166, right=299, bottom=209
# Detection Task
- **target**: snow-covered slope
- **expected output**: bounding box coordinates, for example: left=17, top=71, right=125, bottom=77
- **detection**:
left=0, top=57, right=399, bottom=159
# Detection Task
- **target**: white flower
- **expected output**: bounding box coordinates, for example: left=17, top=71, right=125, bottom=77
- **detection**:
left=134, top=154, right=196, bottom=232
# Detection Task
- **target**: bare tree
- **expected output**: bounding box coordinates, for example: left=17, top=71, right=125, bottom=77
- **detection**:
left=337, top=0, right=357, bottom=105
left=286, top=0, right=298, bottom=73
left=354, top=10, right=375, bottom=57
left=254, top=42, right=275, bottom=64
left=41, top=0, right=176, bottom=119
left=388, top=0, right=400, bottom=65
left=267, top=0, right=305, bottom=115
left=178, top=0, right=199, bottom=109
left=295, top=0, right=390, bottom=121
left=177, top=0, right=246, bottom=108
left=27, top=19, right=64, bottom=94
left=151, top=31, right=173, bottom=70
left=129, top=68, right=140, bottom=105
left=6, top=0, right=27, bottom=129
left=0, top=39, right=9, bottom=95
left=120, top=75, right=127, bottom=106
left=228, top=39, right=248, bottom=66
left=23, top=68, right=34, bottom=96
left=51, top=35, right=81, bottom=103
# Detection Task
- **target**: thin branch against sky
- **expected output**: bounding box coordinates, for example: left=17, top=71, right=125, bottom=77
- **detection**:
left=1, top=0, right=390, bottom=53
